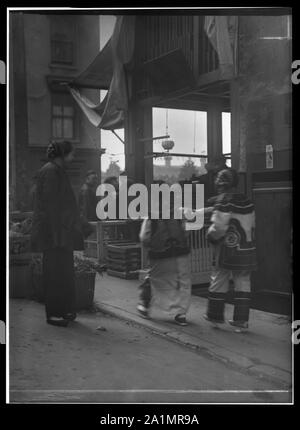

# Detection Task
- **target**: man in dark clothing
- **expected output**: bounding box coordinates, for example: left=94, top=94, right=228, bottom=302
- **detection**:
left=78, top=170, right=99, bottom=222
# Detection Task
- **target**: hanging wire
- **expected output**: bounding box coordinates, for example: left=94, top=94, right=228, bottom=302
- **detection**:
left=165, top=109, right=168, bottom=135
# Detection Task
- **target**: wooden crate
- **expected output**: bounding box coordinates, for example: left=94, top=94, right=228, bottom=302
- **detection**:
left=106, top=243, right=141, bottom=258
left=107, top=269, right=139, bottom=280
left=106, top=243, right=142, bottom=279
left=107, top=257, right=141, bottom=272
left=84, top=221, right=140, bottom=262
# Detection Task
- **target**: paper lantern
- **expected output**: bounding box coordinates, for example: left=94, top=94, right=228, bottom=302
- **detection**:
left=161, top=139, right=175, bottom=151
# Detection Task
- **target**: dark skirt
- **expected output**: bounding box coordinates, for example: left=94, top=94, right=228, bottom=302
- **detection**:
left=42, top=247, right=76, bottom=319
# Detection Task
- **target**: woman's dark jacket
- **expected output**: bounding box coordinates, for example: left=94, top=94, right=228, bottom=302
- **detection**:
left=31, top=161, right=85, bottom=252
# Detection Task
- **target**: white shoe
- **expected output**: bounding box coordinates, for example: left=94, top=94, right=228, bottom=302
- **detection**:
left=137, top=304, right=149, bottom=319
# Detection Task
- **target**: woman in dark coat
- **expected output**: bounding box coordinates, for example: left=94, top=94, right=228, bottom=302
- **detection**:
left=31, top=140, right=87, bottom=327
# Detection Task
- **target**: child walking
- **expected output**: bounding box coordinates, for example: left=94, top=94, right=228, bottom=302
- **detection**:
left=138, top=207, right=192, bottom=326
left=205, top=168, right=257, bottom=332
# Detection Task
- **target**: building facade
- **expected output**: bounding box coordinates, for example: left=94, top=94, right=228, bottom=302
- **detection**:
left=126, top=13, right=292, bottom=312
left=9, top=12, right=102, bottom=211
left=32, top=12, right=291, bottom=313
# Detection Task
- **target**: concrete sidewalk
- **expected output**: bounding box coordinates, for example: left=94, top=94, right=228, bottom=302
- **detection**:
left=94, top=273, right=292, bottom=389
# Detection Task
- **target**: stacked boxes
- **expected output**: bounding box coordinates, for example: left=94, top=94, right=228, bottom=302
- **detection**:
left=106, top=243, right=142, bottom=279
left=83, top=221, right=137, bottom=262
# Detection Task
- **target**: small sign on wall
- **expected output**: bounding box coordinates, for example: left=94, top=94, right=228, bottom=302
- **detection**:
left=266, top=144, right=274, bottom=169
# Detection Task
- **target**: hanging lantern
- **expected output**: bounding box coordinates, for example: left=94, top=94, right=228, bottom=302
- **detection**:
left=161, top=109, right=175, bottom=152
left=162, top=139, right=175, bottom=152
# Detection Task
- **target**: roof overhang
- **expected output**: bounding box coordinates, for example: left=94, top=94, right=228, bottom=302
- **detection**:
left=71, top=39, right=113, bottom=90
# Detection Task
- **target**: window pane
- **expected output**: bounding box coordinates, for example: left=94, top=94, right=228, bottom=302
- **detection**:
left=152, top=108, right=208, bottom=178
left=53, top=105, right=62, bottom=115
left=51, top=40, right=73, bottom=64
left=63, top=118, right=74, bottom=138
left=153, top=108, right=208, bottom=156
left=63, top=106, right=74, bottom=116
left=50, top=16, right=75, bottom=64
left=52, top=118, right=62, bottom=138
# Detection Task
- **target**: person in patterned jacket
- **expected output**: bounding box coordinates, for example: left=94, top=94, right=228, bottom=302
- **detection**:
left=204, top=168, right=257, bottom=331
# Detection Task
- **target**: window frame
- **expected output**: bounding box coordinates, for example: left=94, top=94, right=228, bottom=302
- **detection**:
left=51, top=92, right=77, bottom=141
left=49, top=16, right=77, bottom=66
left=51, top=39, right=74, bottom=66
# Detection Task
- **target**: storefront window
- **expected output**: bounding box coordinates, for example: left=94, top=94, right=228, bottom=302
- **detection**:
left=152, top=108, right=208, bottom=183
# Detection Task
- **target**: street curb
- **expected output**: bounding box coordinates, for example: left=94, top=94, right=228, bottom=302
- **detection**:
left=95, top=301, right=291, bottom=389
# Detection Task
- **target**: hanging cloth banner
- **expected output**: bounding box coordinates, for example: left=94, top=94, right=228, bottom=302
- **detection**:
left=69, top=15, right=135, bottom=131
left=69, top=87, right=103, bottom=128
left=204, top=16, right=238, bottom=77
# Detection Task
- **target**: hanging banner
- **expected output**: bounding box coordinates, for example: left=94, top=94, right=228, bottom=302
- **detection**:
left=70, top=16, right=135, bottom=131
left=69, top=87, right=103, bottom=128
left=204, top=16, right=238, bottom=77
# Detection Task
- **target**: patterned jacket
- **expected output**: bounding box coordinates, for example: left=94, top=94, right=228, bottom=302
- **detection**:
left=207, top=193, right=257, bottom=271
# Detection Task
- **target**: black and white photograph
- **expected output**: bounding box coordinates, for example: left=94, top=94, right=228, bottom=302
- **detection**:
left=6, top=6, right=294, bottom=406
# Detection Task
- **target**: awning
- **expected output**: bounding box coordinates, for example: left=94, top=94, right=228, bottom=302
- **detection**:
left=72, top=39, right=113, bottom=90
left=69, top=16, right=135, bottom=131
left=69, top=60, right=127, bottom=131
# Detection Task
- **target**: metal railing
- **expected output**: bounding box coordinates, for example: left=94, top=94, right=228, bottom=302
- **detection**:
left=188, top=224, right=213, bottom=284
